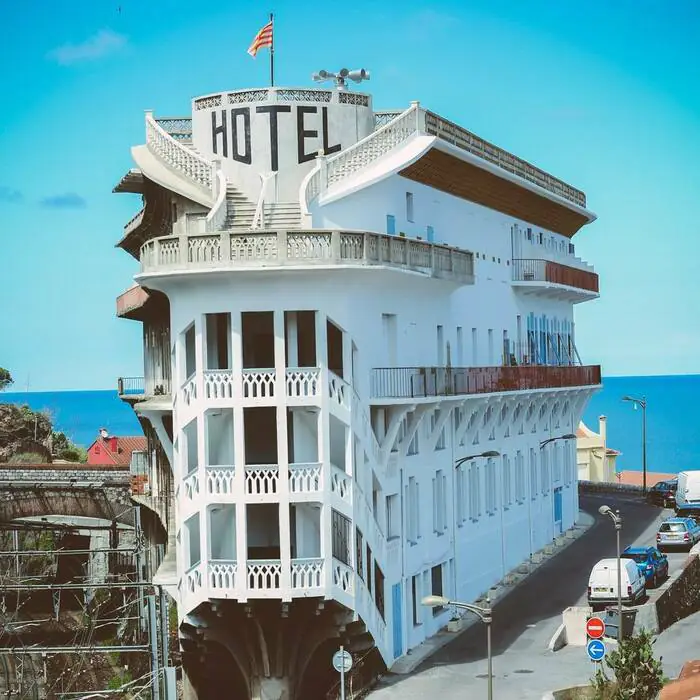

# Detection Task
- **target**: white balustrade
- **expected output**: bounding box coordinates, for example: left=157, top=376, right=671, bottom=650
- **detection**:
left=184, top=561, right=203, bottom=593
left=182, top=470, right=200, bottom=499
left=205, top=466, right=236, bottom=496
left=145, top=112, right=213, bottom=192
left=209, top=560, right=238, bottom=591
left=286, top=367, right=321, bottom=398
left=331, top=465, right=352, bottom=506
left=291, top=558, right=324, bottom=589
left=242, top=369, right=276, bottom=400
left=247, top=560, right=282, bottom=590
left=329, top=371, right=350, bottom=409
left=181, top=373, right=197, bottom=406
left=203, top=369, right=234, bottom=399
left=288, top=463, right=322, bottom=494
left=245, top=465, right=279, bottom=496
left=332, top=558, right=354, bottom=595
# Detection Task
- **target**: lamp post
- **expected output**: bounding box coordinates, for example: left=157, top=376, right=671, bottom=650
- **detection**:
left=422, top=594, right=493, bottom=700
left=598, top=505, right=623, bottom=639
left=539, top=433, right=577, bottom=450
left=622, top=395, right=647, bottom=494
left=454, top=450, right=501, bottom=469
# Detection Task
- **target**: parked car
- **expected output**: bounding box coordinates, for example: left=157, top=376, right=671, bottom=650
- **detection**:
left=656, top=517, right=700, bottom=551
left=646, top=479, right=677, bottom=508
left=621, top=546, right=669, bottom=588
left=587, top=558, right=646, bottom=610
left=675, top=470, right=700, bottom=516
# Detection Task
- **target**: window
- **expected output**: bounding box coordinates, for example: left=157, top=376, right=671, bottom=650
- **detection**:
left=431, top=564, right=443, bottom=616
left=437, top=325, right=444, bottom=365
left=553, top=444, right=562, bottom=484
left=432, top=470, right=447, bottom=533
left=356, top=529, right=364, bottom=580
left=407, top=477, right=420, bottom=543
left=386, top=494, right=400, bottom=540
left=530, top=448, right=538, bottom=499
left=386, top=214, right=396, bottom=235
left=472, top=328, right=478, bottom=365
left=515, top=450, right=525, bottom=502
left=412, top=574, right=422, bottom=626
left=488, top=329, right=494, bottom=365
left=541, top=448, right=550, bottom=495
left=432, top=410, right=446, bottom=450
left=456, top=466, right=466, bottom=524
left=456, top=326, right=464, bottom=365
left=502, top=454, right=512, bottom=508
left=469, top=462, right=481, bottom=519
left=406, top=192, right=414, bottom=222
left=407, top=416, right=419, bottom=455
left=485, top=458, right=497, bottom=513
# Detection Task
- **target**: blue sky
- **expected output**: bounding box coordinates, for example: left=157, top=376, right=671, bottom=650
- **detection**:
left=0, top=0, right=698, bottom=391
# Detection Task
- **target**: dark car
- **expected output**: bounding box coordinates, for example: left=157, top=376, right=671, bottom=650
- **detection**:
left=646, top=479, right=677, bottom=508
left=621, top=546, right=669, bottom=587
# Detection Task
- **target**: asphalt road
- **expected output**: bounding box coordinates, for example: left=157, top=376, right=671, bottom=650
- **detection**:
left=369, top=493, right=689, bottom=700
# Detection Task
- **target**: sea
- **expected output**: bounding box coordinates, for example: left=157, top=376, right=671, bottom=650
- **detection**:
left=2, top=374, right=699, bottom=473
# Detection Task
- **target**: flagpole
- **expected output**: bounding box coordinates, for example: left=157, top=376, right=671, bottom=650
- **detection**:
left=269, top=12, right=274, bottom=87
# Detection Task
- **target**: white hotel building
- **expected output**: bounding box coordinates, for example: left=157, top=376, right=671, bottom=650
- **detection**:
left=115, top=79, right=601, bottom=699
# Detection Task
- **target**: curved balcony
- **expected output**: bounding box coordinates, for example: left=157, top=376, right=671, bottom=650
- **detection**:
left=512, top=258, right=599, bottom=302
left=138, top=230, right=475, bottom=285
left=116, top=285, right=150, bottom=319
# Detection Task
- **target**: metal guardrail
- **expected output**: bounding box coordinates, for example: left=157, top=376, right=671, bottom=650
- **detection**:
left=512, top=258, right=599, bottom=293
left=117, top=376, right=145, bottom=396
left=370, top=365, right=601, bottom=399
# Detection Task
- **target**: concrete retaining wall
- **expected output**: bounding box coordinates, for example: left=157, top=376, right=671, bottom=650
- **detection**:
left=578, top=480, right=643, bottom=495
left=656, top=554, right=700, bottom=633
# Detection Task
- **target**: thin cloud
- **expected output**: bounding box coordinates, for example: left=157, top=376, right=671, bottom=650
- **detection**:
left=0, top=187, right=22, bottom=203
left=48, top=29, right=127, bottom=65
left=40, top=193, right=87, bottom=209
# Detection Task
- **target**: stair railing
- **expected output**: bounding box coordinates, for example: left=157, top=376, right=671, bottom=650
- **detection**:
left=252, top=172, right=275, bottom=229
left=145, top=111, right=214, bottom=196
left=205, top=162, right=227, bottom=232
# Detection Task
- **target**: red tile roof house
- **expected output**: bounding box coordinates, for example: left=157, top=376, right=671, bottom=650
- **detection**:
left=87, top=428, right=148, bottom=493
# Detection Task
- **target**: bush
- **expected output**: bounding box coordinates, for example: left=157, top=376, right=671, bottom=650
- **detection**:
left=591, top=630, right=663, bottom=700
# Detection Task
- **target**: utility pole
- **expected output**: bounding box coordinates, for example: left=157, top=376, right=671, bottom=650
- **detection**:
left=148, top=595, right=161, bottom=700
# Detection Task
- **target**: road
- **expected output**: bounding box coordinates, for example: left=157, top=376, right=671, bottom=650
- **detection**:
left=368, top=493, right=689, bottom=700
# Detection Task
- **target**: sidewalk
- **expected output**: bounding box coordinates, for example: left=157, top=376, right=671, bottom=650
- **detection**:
left=385, top=510, right=596, bottom=677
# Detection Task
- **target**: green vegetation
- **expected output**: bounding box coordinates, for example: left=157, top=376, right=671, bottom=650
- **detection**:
left=591, top=630, right=664, bottom=700
left=0, top=367, right=12, bottom=391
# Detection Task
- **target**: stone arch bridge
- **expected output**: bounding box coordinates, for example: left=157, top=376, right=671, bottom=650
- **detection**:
left=0, top=464, right=134, bottom=526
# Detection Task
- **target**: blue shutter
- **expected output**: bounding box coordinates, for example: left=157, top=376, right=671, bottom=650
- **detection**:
left=386, top=215, right=396, bottom=236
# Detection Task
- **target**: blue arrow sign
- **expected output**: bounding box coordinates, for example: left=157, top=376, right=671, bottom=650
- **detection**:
left=587, top=639, right=606, bottom=662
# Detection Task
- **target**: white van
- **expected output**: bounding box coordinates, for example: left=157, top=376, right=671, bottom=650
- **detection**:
left=676, top=471, right=700, bottom=514
left=587, top=558, right=646, bottom=609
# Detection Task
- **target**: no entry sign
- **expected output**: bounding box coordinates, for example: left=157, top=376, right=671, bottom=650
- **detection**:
left=586, top=616, right=605, bottom=639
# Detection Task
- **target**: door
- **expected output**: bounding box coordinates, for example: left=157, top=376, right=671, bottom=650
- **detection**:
left=553, top=487, right=563, bottom=535
left=392, top=582, right=403, bottom=659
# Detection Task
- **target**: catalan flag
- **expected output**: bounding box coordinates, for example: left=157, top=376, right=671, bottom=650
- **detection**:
left=247, top=20, right=273, bottom=58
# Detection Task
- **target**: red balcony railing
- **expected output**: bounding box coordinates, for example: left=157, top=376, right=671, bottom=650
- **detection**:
left=512, top=259, right=599, bottom=294
left=370, top=365, right=601, bottom=399
left=116, top=285, right=150, bottom=318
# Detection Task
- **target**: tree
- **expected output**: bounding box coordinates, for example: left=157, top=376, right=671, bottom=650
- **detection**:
left=0, top=368, right=12, bottom=391
left=591, top=630, right=664, bottom=699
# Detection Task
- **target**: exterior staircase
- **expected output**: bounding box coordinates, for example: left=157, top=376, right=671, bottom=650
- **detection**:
left=224, top=185, right=256, bottom=230
left=261, top=202, right=302, bottom=229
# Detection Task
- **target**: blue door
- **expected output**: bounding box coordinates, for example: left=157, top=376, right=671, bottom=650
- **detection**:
left=392, top=582, right=403, bottom=659
left=553, top=487, right=563, bottom=535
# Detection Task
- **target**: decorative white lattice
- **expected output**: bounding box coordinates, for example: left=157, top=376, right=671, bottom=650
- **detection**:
left=158, top=238, right=180, bottom=266
left=181, top=374, right=197, bottom=406
left=230, top=234, right=278, bottom=262
left=339, top=233, right=364, bottom=260
left=328, top=371, right=350, bottom=409
left=242, top=369, right=275, bottom=399
left=247, top=560, right=281, bottom=589
left=291, top=558, right=324, bottom=589
left=339, top=92, right=369, bottom=107
left=188, top=235, right=220, bottom=263
left=288, top=463, right=322, bottom=493
left=182, top=471, right=200, bottom=499
left=185, top=563, right=202, bottom=592
left=227, top=90, right=268, bottom=104
left=245, top=465, right=279, bottom=496
left=206, top=466, right=236, bottom=496
left=204, top=370, right=234, bottom=399
left=277, top=89, right=332, bottom=102
left=332, top=559, right=354, bottom=594
left=331, top=466, right=352, bottom=505
left=194, top=95, right=223, bottom=110
left=285, top=367, right=320, bottom=398
left=286, top=232, right=332, bottom=259
left=209, top=561, right=237, bottom=590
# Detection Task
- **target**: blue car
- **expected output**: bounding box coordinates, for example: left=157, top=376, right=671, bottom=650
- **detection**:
left=621, top=546, right=669, bottom=588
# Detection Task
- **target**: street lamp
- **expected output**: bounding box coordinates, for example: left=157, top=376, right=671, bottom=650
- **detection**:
left=422, top=594, right=493, bottom=700
left=598, top=505, right=624, bottom=640
left=454, top=450, right=501, bottom=469
left=622, top=395, right=647, bottom=494
left=539, top=433, right=577, bottom=449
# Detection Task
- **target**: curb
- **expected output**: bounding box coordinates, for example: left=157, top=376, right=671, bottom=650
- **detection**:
left=388, top=510, right=596, bottom=675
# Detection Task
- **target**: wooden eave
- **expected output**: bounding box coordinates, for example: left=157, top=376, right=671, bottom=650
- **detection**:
left=113, top=169, right=145, bottom=194
left=399, top=148, right=590, bottom=238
